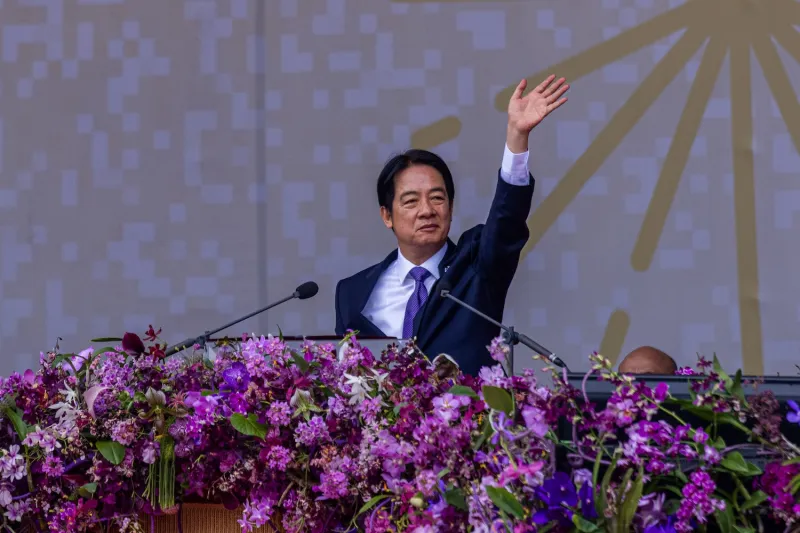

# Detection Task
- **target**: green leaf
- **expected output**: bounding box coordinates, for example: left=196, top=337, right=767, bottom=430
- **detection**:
left=720, top=452, right=762, bottom=476
left=782, top=457, right=800, bottom=466
left=713, top=354, right=733, bottom=390
left=229, top=413, right=267, bottom=439
left=675, top=403, right=749, bottom=433
left=436, top=467, right=451, bottom=479
left=393, top=403, right=408, bottom=415
left=597, top=453, right=619, bottom=518
left=448, top=385, right=479, bottom=399
left=473, top=415, right=492, bottom=450
left=733, top=527, right=755, bottom=533
left=573, top=514, right=602, bottom=533
left=485, top=486, right=525, bottom=520
left=715, top=503, right=734, bottom=533
left=96, top=440, right=126, bottom=465
left=790, top=473, right=800, bottom=495
left=740, top=490, right=768, bottom=511
left=3, top=407, right=28, bottom=441
left=481, top=385, right=514, bottom=415
left=353, top=494, right=389, bottom=519
left=90, top=337, right=122, bottom=342
left=617, top=467, right=642, bottom=533
left=276, top=325, right=284, bottom=341
left=730, top=369, right=746, bottom=403
left=664, top=499, right=681, bottom=515
left=200, top=390, right=219, bottom=396
left=444, top=488, right=467, bottom=511
left=291, top=352, right=310, bottom=373
left=78, top=482, right=98, bottom=499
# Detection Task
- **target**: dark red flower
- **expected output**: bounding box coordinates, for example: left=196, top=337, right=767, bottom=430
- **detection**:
left=144, top=325, right=161, bottom=342
left=121, top=332, right=145, bottom=355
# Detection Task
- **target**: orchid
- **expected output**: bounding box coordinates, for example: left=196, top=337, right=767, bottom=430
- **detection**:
left=0, top=331, right=794, bottom=532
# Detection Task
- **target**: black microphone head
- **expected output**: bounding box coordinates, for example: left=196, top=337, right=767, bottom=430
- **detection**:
left=295, top=281, right=319, bottom=300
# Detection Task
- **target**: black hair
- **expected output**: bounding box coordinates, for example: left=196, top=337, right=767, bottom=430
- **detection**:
left=376, top=149, right=455, bottom=213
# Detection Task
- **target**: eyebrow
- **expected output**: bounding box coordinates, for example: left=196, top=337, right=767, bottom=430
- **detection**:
left=400, top=187, right=446, bottom=197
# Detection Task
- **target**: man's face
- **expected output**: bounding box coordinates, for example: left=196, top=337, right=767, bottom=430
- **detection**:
left=381, top=164, right=452, bottom=256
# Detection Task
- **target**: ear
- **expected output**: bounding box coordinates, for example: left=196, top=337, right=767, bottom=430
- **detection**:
left=380, top=206, right=393, bottom=230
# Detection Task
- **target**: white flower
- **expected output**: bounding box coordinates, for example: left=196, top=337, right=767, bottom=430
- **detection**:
left=289, top=389, right=312, bottom=408
left=342, top=373, right=370, bottom=405
left=368, top=368, right=389, bottom=391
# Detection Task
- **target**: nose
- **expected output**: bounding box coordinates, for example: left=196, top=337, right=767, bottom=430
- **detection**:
left=418, top=198, right=435, bottom=217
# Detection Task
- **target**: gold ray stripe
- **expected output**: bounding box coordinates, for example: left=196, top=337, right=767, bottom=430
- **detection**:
left=599, top=309, right=630, bottom=366
left=410, top=116, right=462, bottom=149
left=729, top=35, right=764, bottom=376
left=519, top=26, right=708, bottom=260
left=773, top=0, right=800, bottom=24
left=493, top=0, right=701, bottom=110
left=631, top=37, right=728, bottom=271
left=761, top=26, right=800, bottom=156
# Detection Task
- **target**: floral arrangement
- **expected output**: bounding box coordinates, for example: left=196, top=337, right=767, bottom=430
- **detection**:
left=0, top=326, right=797, bottom=533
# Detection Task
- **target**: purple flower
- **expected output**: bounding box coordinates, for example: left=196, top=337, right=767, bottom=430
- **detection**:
left=539, top=472, right=578, bottom=508
left=487, top=336, right=510, bottom=363
left=295, top=416, right=331, bottom=447
left=533, top=472, right=578, bottom=527
left=787, top=400, right=800, bottom=424
left=644, top=515, right=678, bottom=533
left=222, top=362, right=251, bottom=392
left=432, top=393, right=469, bottom=423
left=521, top=406, right=549, bottom=437
left=578, top=481, right=597, bottom=519
left=638, top=492, right=667, bottom=529
left=266, top=401, right=292, bottom=426
left=314, top=471, right=350, bottom=500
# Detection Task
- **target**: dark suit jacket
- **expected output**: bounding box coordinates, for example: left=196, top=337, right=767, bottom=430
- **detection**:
left=334, top=172, right=534, bottom=376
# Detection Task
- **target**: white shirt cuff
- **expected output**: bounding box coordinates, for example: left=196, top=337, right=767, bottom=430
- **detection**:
left=499, top=143, right=530, bottom=186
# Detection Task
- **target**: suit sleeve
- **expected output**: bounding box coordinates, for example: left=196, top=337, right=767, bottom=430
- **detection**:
left=477, top=172, right=535, bottom=287
left=334, top=280, right=345, bottom=336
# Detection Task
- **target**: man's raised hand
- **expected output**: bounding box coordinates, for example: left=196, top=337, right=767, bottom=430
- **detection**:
left=507, top=74, right=569, bottom=135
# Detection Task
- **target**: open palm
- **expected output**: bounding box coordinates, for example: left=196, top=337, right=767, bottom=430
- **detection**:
left=507, top=75, right=569, bottom=133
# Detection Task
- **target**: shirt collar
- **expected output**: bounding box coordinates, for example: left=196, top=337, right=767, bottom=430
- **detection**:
left=395, top=243, right=448, bottom=283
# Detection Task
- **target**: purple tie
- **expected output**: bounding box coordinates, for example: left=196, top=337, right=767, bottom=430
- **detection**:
left=402, top=266, right=431, bottom=338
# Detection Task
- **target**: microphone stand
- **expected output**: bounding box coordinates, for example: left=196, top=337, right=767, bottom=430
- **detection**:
left=164, top=293, right=297, bottom=356
left=439, top=290, right=568, bottom=375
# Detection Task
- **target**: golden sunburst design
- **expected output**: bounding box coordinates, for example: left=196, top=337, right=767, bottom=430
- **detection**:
left=406, top=0, right=800, bottom=373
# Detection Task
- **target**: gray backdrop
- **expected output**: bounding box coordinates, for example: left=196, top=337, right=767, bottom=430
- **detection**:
left=2, top=0, right=800, bottom=377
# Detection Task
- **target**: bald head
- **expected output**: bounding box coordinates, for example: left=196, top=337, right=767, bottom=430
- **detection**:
left=618, top=346, right=677, bottom=375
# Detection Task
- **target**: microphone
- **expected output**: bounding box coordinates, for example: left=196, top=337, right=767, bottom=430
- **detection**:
left=165, top=281, right=319, bottom=356
left=438, top=281, right=568, bottom=373
left=294, top=281, right=319, bottom=300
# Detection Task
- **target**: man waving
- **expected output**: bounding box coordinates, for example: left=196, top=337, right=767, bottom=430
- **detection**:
left=335, top=75, right=570, bottom=376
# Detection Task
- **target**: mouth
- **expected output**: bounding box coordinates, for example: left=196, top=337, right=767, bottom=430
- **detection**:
left=418, top=224, right=439, bottom=232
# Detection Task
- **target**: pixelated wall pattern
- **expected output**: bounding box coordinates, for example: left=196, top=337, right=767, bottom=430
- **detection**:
left=2, top=0, right=800, bottom=377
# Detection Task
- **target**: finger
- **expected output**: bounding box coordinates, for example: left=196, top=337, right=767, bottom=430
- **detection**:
left=546, top=97, right=568, bottom=113
left=542, top=77, right=567, bottom=97
left=545, top=83, right=570, bottom=104
left=511, top=79, right=527, bottom=100
left=533, top=74, right=556, bottom=93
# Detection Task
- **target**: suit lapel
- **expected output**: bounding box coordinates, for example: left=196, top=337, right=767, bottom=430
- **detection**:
left=413, top=239, right=457, bottom=344
left=352, top=249, right=398, bottom=337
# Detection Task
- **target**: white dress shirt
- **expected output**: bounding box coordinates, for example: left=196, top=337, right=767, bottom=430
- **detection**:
left=361, top=144, right=530, bottom=339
